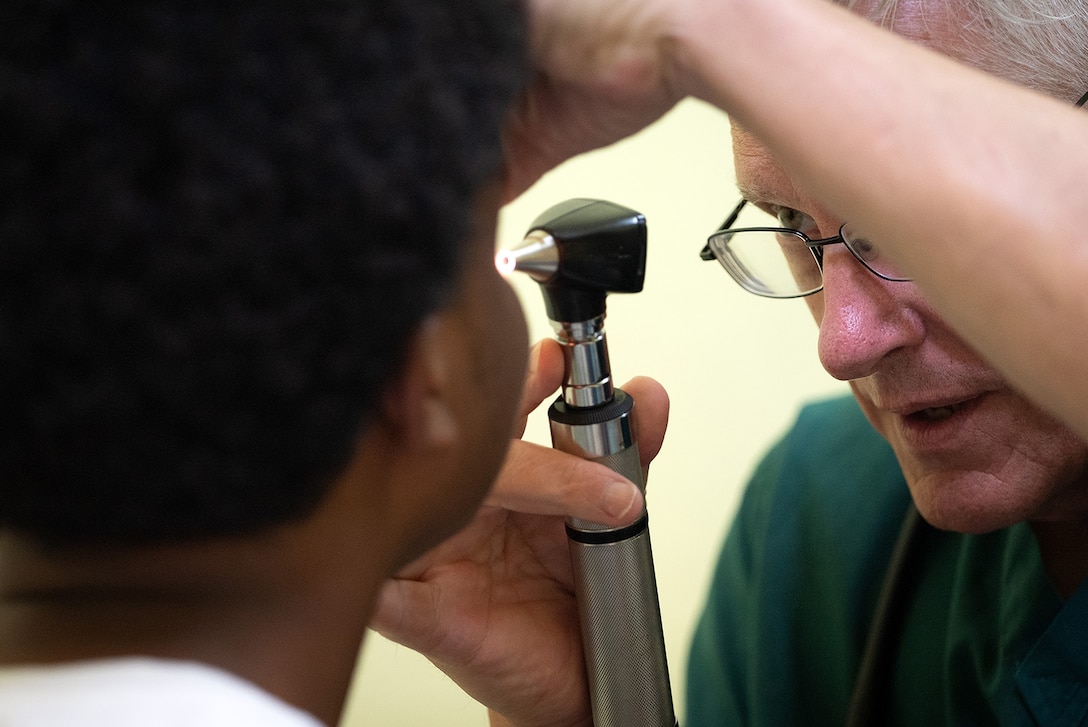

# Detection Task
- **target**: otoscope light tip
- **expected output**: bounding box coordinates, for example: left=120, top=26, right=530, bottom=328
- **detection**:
left=495, top=250, right=518, bottom=277
left=495, top=232, right=560, bottom=281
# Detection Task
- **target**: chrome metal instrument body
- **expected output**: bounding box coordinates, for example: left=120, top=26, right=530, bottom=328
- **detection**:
left=500, top=199, right=677, bottom=727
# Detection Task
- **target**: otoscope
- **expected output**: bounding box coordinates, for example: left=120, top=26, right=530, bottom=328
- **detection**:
left=497, top=199, right=677, bottom=727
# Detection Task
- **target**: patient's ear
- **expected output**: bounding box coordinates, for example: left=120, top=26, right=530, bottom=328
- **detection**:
left=378, top=315, right=460, bottom=450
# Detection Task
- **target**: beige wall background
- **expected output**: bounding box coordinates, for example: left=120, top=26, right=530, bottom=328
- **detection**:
left=341, top=98, right=848, bottom=726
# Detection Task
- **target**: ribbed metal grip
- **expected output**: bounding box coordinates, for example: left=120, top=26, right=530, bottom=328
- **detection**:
left=550, top=391, right=677, bottom=727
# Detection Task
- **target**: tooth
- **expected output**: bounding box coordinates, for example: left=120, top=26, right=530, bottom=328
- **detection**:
left=923, top=406, right=955, bottom=420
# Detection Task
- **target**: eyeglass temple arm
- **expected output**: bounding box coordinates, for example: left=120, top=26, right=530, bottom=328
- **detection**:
left=700, top=198, right=749, bottom=260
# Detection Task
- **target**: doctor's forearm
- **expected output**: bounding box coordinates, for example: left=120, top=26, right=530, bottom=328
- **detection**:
left=670, top=0, right=1088, bottom=438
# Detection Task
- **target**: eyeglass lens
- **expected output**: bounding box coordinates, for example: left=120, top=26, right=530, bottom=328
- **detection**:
left=705, top=203, right=908, bottom=298
left=710, top=228, right=822, bottom=298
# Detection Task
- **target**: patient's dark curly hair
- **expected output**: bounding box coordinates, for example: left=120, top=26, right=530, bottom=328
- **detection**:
left=0, top=0, right=529, bottom=546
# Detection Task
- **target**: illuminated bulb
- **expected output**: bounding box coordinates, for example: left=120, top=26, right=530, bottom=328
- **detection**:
left=494, top=250, right=517, bottom=277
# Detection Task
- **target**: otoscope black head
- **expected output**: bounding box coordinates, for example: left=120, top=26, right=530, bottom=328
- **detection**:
left=510, top=199, right=646, bottom=323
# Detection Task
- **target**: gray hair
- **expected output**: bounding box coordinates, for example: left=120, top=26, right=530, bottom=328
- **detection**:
left=842, top=0, right=1088, bottom=104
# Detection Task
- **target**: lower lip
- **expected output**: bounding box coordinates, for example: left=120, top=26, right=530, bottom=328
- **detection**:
left=893, top=395, right=989, bottom=451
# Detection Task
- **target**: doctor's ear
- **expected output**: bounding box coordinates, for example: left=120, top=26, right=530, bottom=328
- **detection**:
left=377, top=315, right=460, bottom=450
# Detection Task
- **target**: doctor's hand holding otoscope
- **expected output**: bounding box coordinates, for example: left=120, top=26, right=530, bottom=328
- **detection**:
left=370, top=1, right=685, bottom=724
left=371, top=200, right=672, bottom=727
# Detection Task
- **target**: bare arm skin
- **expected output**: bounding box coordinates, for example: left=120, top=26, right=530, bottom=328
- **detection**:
left=679, top=0, right=1088, bottom=442
left=510, top=0, right=1088, bottom=440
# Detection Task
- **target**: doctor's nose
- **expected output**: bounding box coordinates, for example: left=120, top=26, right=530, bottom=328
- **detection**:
left=815, top=246, right=925, bottom=381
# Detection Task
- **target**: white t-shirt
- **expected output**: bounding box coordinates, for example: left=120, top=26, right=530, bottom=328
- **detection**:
left=0, top=658, right=325, bottom=726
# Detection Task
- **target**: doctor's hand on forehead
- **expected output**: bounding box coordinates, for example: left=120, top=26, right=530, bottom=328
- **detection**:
left=501, top=0, right=688, bottom=201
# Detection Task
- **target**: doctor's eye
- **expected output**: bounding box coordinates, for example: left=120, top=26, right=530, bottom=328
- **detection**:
left=775, top=206, right=818, bottom=236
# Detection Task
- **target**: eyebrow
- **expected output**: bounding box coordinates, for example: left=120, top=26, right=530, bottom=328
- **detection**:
left=734, top=179, right=802, bottom=213
left=734, top=182, right=765, bottom=205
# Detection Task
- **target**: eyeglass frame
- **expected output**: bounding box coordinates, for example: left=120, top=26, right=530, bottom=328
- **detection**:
left=700, top=88, right=1088, bottom=298
left=698, top=198, right=911, bottom=298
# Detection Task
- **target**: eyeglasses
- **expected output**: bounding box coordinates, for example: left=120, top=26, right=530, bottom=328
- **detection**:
left=698, top=199, right=910, bottom=299
left=702, top=90, right=1088, bottom=299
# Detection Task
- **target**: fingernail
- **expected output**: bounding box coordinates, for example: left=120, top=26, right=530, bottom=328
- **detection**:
left=603, top=480, right=641, bottom=522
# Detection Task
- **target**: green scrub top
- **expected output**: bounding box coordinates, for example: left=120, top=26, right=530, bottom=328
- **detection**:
left=686, top=395, right=1083, bottom=726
